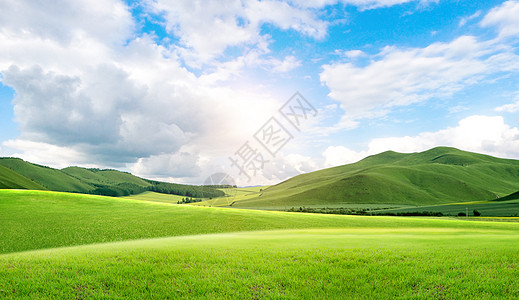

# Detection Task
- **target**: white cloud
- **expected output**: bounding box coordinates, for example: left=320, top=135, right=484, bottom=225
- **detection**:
left=131, top=149, right=201, bottom=178
left=270, top=55, right=302, bottom=73
left=481, top=0, right=519, bottom=39
left=320, top=35, right=519, bottom=127
left=147, top=0, right=327, bottom=66
left=0, top=0, right=134, bottom=45
left=495, top=103, right=519, bottom=113
left=1, top=139, right=94, bottom=169
left=323, top=145, right=367, bottom=167
left=343, top=50, right=366, bottom=59
left=145, top=0, right=436, bottom=67
left=322, top=115, right=519, bottom=168
left=459, top=10, right=481, bottom=27
left=0, top=0, right=284, bottom=180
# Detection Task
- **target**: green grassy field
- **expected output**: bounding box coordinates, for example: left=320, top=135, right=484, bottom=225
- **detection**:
left=122, top=191, right=187, bottom=204
left=2, top=223, right=519, bottom=298
left=2, top=190, right=519, bottom=298
left=2, top=189, right=452, bottom=254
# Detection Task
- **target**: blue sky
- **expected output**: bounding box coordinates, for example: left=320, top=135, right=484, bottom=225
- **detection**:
left=0, top=0, right=518, bottom=185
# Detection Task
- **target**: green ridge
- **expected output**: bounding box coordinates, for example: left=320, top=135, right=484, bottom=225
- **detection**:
left=226, top=147, right=519, bottom=208
left=61, top=167, right=151, bottom=187
left=0, top=158, right=92, bottom=192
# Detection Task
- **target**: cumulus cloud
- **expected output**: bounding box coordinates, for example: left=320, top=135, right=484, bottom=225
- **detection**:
left=131, top=149, right=201, bottom=178
left=370, top=115, right=519, bottom=158
left=320, top=35, right=519, bottom=127
left=146, top=0, right=327, bottom=65
left=0, top=0, right=283, bottom=178
left=481, top=0, right=519, bottom=39
left=146, top=0, right=436, bottom=67
left=1, top=139, right=94, bottom=169
left=1, top=64, right=193, bottom=164
left=0, top=0, right=134, bottom=45
left=324, top=115, right=519, bottom=168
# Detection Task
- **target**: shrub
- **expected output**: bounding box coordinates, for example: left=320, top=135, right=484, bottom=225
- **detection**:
left=473, top=209, right=481, bottom=216
left=457, top=212, right=466, bottom=217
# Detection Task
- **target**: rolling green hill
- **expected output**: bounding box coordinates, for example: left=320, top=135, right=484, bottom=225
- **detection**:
left=61, top=167, right=151, bottom=187
left=226, top=147, right=519, bottom=208
left=0, top=158, right=224, bottom=198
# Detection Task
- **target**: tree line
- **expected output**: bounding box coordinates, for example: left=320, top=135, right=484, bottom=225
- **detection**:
left=89, top=181, right=225, bottom=198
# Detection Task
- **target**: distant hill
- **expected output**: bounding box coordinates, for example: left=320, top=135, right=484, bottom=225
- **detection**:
left=231, top=147, right=519, bottom=208
left=0, top=158, right=224, bottom=198
left=0, top=158, right=93, bottom=193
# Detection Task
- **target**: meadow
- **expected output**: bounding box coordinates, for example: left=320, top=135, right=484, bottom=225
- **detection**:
left=2, top=189, right=519, bottom=298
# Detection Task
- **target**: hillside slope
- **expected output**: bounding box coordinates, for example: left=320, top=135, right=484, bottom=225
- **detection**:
left=231, top=147, right=519, bottom=208
left=0, top=165, right=46, bottom=190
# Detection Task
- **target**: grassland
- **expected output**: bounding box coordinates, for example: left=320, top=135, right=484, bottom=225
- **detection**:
left=3, top=190, right=519, bottom=298
left=2, top=189, right=456, bottom=254
left=1, top=228, right=519, bottom=299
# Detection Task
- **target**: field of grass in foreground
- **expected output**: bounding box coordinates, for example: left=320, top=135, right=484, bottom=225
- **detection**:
left=1, top=227, right=519, bottom=299
left=3, top=190, right=519, bottom=298
left=5, top=189, right=500, bottom=254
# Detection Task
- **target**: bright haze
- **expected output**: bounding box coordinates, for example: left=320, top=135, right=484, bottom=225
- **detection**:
left=0, top=0, right=518, bottom=186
